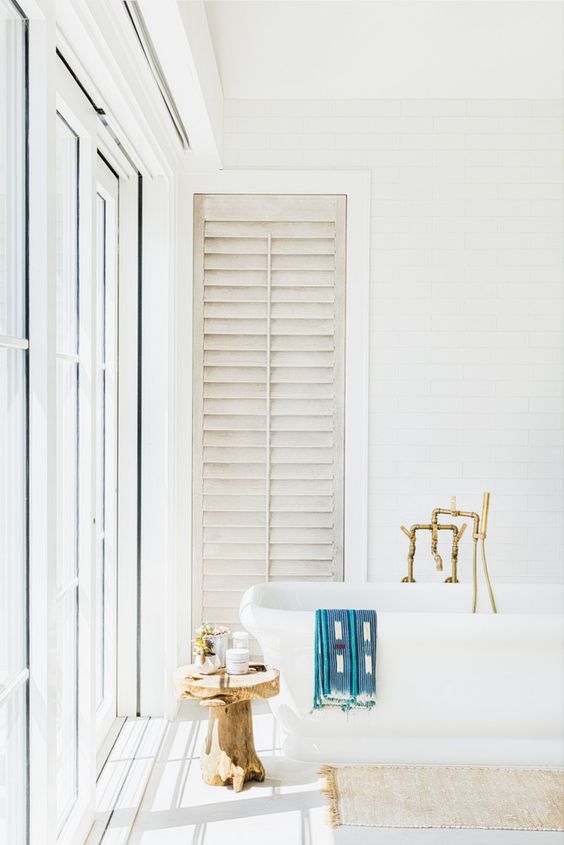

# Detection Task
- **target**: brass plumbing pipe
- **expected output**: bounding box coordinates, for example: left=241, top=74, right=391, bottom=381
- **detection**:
left=400, top=523, right=465, bottom=583
left=431, top=494, right=497, bottom=614
left=432, top=500, right=480, bottom=608
left=401, top=494, right=497, bottom=613
left=447, top=522, right=467, bottom=584
left=400, top=524, right=417, bottom=582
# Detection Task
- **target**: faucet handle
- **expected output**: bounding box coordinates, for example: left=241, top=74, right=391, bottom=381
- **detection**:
left=450, top=495, right=457, bottom=513
left=400, top=525, right=413, bottom=540
left=456, top=522, right=467, bottom=541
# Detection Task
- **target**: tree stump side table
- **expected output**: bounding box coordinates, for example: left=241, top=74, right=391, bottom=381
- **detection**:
left=173, top=664, right=280, bottom=792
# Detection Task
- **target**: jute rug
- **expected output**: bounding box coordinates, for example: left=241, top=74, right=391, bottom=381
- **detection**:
left=319, top=765, right=564, bottom=830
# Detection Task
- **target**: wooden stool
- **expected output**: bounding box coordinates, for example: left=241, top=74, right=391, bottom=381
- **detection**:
left=173, top=663, right=280, bottom=792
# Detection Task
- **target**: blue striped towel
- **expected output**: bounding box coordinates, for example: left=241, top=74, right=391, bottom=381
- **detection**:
left=313, top=609, right=377, bottom=711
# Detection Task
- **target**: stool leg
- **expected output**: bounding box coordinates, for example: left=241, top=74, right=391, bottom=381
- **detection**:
left=201, top=700, right=265, bottom=792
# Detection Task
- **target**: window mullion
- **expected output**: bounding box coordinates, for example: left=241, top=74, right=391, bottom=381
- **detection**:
left=0, top=668, right=30, bottom=707
left=55, top=352, right=80, bottom=363
left=0, top=334, right=29, bottom=349
left=55, top=577, right=80, bottom=604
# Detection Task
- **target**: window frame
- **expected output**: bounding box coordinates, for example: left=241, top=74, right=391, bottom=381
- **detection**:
left=0, top=2, right=30, bottom=841
left=54, top=108, right=80, bottom=834
left=54, top=56, right=97, bottom=845
left=94, top=156, right=119, bottom=750
left=26, top=1, right=58, bottom=840
left=95, top=142, right=141, bottom=724
left=18, top=0, right=178, bottom=839
left=26, top=37, right=145, bottom=840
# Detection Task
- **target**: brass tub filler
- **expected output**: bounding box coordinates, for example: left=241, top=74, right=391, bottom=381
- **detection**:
left=400, top=493, right=497, bottom=613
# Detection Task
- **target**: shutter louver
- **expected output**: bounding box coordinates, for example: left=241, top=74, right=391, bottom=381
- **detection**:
left=193, top=195, right=346, bottom=635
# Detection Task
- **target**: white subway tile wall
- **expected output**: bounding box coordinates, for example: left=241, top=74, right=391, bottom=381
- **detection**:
left=222, top=99, right=564, bottom=584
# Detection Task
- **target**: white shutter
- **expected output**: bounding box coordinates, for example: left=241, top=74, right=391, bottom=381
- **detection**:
left=192, top=194, right=346, bottom=632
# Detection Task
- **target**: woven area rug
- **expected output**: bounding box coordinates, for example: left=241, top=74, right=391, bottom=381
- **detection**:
left=319, top=764, right=564, bottom=830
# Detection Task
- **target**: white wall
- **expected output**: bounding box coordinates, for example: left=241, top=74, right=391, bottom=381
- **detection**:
left=206, top=2, right=564, bottom=100
left=222, top=98, right=564, bottom=585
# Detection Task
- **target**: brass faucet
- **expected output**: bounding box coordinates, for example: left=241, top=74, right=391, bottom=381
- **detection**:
left=400, top=523, right=467, bottom=583
left=400, top=493, right=497, bottom=613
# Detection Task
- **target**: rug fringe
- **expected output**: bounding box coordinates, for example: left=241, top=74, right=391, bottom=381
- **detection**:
left=318, top=765, right=341, bottom=828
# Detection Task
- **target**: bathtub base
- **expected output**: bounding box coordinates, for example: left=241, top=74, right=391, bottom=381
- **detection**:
left=282, top=734, right=563, bottom=767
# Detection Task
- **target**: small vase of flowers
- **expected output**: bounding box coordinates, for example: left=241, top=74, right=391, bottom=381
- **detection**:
left=195, top=624, right=230, bottom=669
left=192, top=632, right=221, bottom=674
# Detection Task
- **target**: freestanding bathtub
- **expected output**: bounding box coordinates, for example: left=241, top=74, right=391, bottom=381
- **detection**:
left=240, top=582, right=564, bottom=766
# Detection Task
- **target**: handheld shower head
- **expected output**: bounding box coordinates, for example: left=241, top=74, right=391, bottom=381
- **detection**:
left=481, top=492, right=491, bottom=538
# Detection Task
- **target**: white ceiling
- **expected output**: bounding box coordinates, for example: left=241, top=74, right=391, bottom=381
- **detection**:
left=203, top=1, right=564, bottom=99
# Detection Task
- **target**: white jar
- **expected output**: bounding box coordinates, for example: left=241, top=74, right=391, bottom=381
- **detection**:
left=226, top=647, right=249, bottom=675
left=232, top=631, right=249, bottom=651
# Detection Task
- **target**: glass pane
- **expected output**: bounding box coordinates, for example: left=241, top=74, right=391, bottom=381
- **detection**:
left=0, top=3, right=26, bottom=338
left=95, top=533, right=105, bottom=709
left=95, top=194, right=106, bottom=709
left=56, top=358, right=78, bottom=590
left=0, top=684, right=27, bottom=844
left=55, top=117, right=78, bottom=356
left=0, top=347, right=26, bottom=688
left=96, top=194, right=107, bottom=366
left=56, top=587, right=78, bottom=827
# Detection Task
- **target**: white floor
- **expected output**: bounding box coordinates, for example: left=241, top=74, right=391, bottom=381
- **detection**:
left=88, top=705, right=563, bottom=845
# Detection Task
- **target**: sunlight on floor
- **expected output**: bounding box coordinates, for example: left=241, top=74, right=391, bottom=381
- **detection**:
left=127, top=703, right=333, bottom=845
left=89, top=706, right=564, bottom=845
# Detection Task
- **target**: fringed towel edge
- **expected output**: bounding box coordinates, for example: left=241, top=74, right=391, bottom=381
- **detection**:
left=312, top=693, right=376, bottom=712
left=318, top=765, right=341, bottom=828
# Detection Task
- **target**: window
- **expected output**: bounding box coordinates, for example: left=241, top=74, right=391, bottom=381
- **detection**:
left=0, top=6, right=168, bottom=839
left=192, top=194, right=346, bottom=633
left=55, top=113, right=80, bottom=829
left=0, top=1, right=28, bottom=842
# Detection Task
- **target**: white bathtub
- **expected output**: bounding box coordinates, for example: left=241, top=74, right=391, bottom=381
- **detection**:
left=240, top=581, right=564, bottom=766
